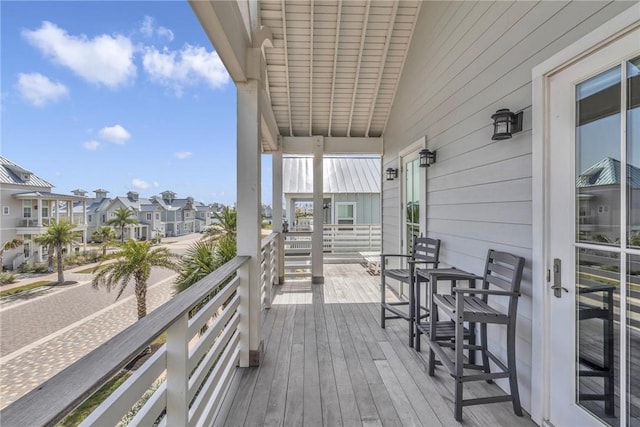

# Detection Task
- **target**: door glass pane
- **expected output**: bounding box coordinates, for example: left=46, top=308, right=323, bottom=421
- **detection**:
left=628, top=255, right=640, bottom=425
left=576, top=248, right=620, bottom=426
left=576, top=66, right=621, bottom=245
left=628, top=56, right=640, bottom=425
left=628, top=57, right=640, bottom=248
left=405, top=159, right=420, bottom=254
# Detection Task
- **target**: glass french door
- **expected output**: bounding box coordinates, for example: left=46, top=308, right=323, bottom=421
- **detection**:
left=548, top=27, right=640, bottom=426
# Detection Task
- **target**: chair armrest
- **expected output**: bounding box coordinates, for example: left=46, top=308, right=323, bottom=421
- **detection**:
left=427, top=270, right=480, bottom=281
left=453, top=287, right=520, bottom=297
left=408, top=259, right=438, bottom=266
left=381, top=254, right=411, bottom=259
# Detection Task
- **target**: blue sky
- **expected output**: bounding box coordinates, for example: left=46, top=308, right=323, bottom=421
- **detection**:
left=1, top=1, right=272, bottom=205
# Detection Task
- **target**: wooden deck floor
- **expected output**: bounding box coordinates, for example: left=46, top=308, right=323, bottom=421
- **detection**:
left=216, top=264, right=537, bottom=426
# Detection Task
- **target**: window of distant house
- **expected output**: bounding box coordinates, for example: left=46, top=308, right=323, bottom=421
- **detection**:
left=23, top=200, right=32, bottom=218
left=155, top=213, right=160, bottom=220
left=598, top=205, right=609, bottom=214
left=101, top=214, right=106, bottom=223
left=41, top=204, right=49, bottom=217
left=2, top=206, right=9, bottom=215
left=88, top=214, right=92, bottom=222
left=110, top=212, right=116, bottom=218
left=336, top=202, right=356, bottom=225
left=147, top=213, right=152, bottom=221
left=184, top=223, right=188, bottom=230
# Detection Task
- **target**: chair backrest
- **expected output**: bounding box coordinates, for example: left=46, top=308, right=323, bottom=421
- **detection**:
left=412, top=236, right=441, bottom=267
left=481, top=249, right=525, bottom=315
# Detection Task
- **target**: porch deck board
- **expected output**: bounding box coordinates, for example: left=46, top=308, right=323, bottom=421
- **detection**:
left=216, top=264, right=536, bottom=427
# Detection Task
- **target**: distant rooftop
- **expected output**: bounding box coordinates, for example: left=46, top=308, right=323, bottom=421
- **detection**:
left=0, top=156, right=52, bottom=188
left=283, top=156, right=380, bottom=194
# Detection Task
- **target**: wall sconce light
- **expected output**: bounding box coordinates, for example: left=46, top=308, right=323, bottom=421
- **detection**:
left=419, top=149, right=436, bottom=167
left=491, top=108, right=523, bottom=140
left=385, top=168, right=398, bottom=181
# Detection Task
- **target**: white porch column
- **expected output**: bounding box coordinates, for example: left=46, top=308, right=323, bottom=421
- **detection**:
left=272, top=148, right=284, bottom=284
left=237, top=76, right=262, bottom=367
left=312, top=136, right=324, bottom=284
left=36, top=199, right=43, bottom=263
left=55, top=200, right=60, bottom=221
left=286, top=197, right=295, bottom=229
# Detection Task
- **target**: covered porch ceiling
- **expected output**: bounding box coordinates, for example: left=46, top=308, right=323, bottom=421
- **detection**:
left=190, top=0, right=421, bottom=152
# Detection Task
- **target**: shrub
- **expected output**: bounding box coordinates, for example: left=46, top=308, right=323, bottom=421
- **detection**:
left=0, top=272, right=17, bottom=284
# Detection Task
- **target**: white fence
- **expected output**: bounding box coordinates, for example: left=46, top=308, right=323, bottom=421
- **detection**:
left=1, top=256, right=250, bottom=427
left=323, top=224, right=381, bottom=253
left=260, top=233, right=279, bottom=309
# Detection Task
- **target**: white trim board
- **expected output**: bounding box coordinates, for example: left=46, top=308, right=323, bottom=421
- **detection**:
left=531, top=4, right=640, bottom=425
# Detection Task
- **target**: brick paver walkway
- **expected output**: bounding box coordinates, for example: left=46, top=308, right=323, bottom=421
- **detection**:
left=0, top=274, right=176, bottom=409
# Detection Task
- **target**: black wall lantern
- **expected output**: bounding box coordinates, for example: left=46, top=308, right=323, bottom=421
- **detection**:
left=491, top=108, right=523, bottom=140
left=419, top=149, right=436, bottom=167
left=385, top=168, right=398, bottom=181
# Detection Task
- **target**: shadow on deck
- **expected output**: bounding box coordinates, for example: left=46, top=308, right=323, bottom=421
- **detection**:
left=216, top=264, right=536, bottom=426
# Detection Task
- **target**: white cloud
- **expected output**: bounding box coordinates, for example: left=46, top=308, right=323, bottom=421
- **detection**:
left=157, top=27, right=174, bottom=42
left=142, top=44, right=229, bottom=96
left=99, top=125, right=131, bottom=144
left=16, top=72, right=68, bottom=107
left=22, top=21, right=136, bottom=89
left=140, top=16, right=154, bottom=38
left=83, top=140, right=101, bottom=151
left=140, top=16, right=174, bottom=42
left=132, top=178, right=150, bottom=189
left=153, top=181, right=159, bottom=187
left=174, top=151, right=192, bottom=159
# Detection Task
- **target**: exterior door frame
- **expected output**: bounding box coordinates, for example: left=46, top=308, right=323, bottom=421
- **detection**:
left=532, top=5, right=640, bottom=425
left=398, top=136, right=427, bottom=253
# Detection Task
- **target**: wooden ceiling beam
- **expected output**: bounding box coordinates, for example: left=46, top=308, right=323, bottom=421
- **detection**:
left=366, top=1, right=398, bottom=137
left=346, top=0, right=371, bottom=137
left=327, top=0, right=342, bottom=137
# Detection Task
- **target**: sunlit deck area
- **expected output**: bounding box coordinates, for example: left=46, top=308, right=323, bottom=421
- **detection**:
left=217, top=264, right=536, bottom=427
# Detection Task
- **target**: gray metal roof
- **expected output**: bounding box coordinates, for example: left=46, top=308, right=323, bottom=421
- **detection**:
left=283, top=157, right=380, bottom=194
left=0, top=156, right=53, bottom=188
left=577, top=157, right=640, bottom=188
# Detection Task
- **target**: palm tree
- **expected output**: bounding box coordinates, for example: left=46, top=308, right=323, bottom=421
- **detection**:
left=92, top=240, right=179, bottom=319
left=204, top=206, right=236, bottom=242
left=0, top=238, right=23, bottom=271
left=92, top=226, right=117, bottom=256
left=175, top=234, right=237, bottom=294
left=35, top=219, right=77, bottom=283
left=107, top=207, right=139, bottom=242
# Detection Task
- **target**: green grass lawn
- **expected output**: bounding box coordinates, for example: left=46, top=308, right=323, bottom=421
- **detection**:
left=57, top=371, right=132, bottom=427
left=0, top=281, right=55, bottom=298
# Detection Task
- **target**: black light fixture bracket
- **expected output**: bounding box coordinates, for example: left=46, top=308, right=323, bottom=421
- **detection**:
left=385, top=167, right=398, bottom=181
left=491, top=109, right=523, bottom=140
left=419, top=149, right=436, bottom=167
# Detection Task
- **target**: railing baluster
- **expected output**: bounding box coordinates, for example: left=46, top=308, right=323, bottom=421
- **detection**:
left=166, top=314, right=189, bottom=426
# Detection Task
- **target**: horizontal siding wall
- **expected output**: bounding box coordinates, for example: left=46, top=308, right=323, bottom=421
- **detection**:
left=382, top=0, right=635, bottom=414
left=333, top=193, right=381, bottom=224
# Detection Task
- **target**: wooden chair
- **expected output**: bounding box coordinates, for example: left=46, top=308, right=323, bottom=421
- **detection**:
left=426, top=249, right=525, bottom=421
left=380, top=236, right=440, bottom=347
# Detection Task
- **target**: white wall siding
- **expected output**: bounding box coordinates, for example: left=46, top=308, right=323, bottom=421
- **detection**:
left=382, top=0, right=635, bottom=414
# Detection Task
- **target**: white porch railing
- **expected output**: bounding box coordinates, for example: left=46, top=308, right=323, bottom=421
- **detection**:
left=323, top=224, right=381, bottom=253
left=0, top=256, right=250, bottom=427
left=260, top=232, right=279, bottom=309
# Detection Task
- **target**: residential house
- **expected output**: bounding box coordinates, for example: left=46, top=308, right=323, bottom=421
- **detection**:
left=0, top=156, right=87, bottom=269
left=283, top=156, right=380, bottom=228
left=5, top=2, right=640, bottom=427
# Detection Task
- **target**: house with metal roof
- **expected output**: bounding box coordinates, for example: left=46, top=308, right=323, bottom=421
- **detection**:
left=0, top=156, right=88, bottom=269
left=283, top=156, right=380, bottom=229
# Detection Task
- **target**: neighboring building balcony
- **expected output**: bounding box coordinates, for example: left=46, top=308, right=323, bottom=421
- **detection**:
left=0, top=233, right=532, bottom=427
left=15, top=216, right=86, bottom=228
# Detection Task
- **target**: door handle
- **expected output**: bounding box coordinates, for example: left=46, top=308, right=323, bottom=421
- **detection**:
left=552, top=258, right=569, bottom=298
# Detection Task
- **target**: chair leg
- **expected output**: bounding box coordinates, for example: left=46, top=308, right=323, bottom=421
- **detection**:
left=507, top=323, right=523, bottom=417
left=454, top=296, right=465, bottom=422
left=480, top=323, right=492, bottom=383
left=415, top=278, right=421, bottom=352
left=380, top=275, right=386, bottom=329
left=408, top=272, right=414, bottom=348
